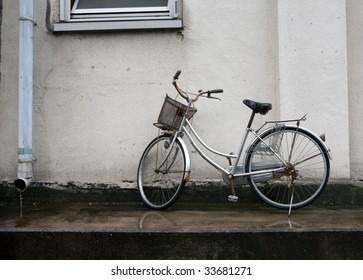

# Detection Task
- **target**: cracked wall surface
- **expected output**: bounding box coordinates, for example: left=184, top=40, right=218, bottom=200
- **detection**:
left=0, top=0, right=361, bottom=187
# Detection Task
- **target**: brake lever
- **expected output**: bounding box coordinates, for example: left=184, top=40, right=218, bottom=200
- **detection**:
left=207, top=94, right=221, bottom=101
left=197, top=89, right=222, bottom=101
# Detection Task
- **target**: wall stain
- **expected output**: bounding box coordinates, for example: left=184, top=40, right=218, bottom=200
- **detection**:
left=0, top=0, right=3, bottom=84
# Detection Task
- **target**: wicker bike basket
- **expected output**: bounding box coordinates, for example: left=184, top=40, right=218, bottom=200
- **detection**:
left=155, top=95, right=197, bottom=131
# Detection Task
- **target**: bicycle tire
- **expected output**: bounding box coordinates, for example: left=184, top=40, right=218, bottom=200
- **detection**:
left=245, top=126, right=330, bottom=209
left=137, top=134, right=187, bottom=210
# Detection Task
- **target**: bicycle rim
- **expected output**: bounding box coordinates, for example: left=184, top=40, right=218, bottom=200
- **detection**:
left=246, top=126, right=330, bottom=209
left=137, top=134, right=186, bottom=210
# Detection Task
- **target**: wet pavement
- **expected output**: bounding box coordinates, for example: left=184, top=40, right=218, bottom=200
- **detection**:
left=0, top=203, right=363, bottom=232
left=1, top=181, right=363, bottom=259
left=1, top=203, right=363, bottom=259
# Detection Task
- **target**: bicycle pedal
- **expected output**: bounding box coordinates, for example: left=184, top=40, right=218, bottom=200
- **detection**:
left=228, top=195, right=238, bottom=203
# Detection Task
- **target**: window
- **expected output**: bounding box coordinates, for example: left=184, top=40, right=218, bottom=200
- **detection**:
left=54, top=0, right=182, bottom=31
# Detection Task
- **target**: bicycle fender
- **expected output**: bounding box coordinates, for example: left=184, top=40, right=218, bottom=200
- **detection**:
left=251, top=125, right=332, bottom=160
left=176, top=136, right=192, bottom=181
left=288, top=125, right=332, bottom=160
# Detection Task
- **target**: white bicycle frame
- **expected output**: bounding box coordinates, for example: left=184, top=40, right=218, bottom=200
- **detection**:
left=159, top=97, right=331, bottom=193
left=145, top=71, right=332, bottom=213
left=182, top=118, right=285, bottom=179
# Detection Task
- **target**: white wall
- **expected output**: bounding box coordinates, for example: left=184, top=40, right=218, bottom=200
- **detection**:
left=347, top=0, right=363, bottom=179
left=277, top=0, right=350, bottom=178
left=1, top=0, right=361, bottom=186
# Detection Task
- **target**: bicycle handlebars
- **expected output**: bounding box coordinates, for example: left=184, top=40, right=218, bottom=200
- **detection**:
left=172, top=70, right=223, bottom=102
left=173, top=70, right=182, bottom=80
left=208, top=89, right=223, bottom=94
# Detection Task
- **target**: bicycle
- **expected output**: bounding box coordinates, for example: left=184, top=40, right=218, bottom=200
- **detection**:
left=137, top=70, right=332, bottom=215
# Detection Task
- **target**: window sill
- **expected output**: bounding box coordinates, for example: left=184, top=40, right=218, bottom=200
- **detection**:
left=53, top=19, right=183, bottom=32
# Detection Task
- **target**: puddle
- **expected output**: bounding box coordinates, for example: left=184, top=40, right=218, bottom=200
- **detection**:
left=0, top=203, right=363, bottom=232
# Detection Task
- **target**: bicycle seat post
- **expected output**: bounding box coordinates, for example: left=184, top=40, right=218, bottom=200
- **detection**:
left=247, top=111, right=256, bottom=129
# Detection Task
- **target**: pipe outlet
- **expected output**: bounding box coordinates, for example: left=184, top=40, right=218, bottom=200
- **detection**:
left=15, top=154, right=33, bottom=192
left=14, top=178, right=32, bottom=192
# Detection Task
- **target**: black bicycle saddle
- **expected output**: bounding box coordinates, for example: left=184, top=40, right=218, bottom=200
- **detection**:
left=243, top=99, right=272, bottom=115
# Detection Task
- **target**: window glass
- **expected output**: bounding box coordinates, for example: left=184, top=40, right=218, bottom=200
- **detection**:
left=55, top=0, right=182, bottom=31
left=75, top=0, right=169, bottom=9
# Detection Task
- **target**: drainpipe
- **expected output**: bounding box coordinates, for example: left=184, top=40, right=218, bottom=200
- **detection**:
left=14, top=0, right=34, bottom=192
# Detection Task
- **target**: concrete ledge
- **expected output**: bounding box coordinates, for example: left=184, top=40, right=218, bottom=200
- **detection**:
left=1, top=230, right=362, bottom=259
left=1, top=180, right=363, bottom=206
left=1, top=197, right=362, bottom=259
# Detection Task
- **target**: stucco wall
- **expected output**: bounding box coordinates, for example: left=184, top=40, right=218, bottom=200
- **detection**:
left=347, top=0, right=363, bottom=179
left=0, top=0, right=2, bottom=83
left=0, top=0, right=361, bottom=186
left=277, top=0, right=350, bottom=178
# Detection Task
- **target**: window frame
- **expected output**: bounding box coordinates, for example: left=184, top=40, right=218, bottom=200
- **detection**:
left=55, top=0, right=182, bottom=31
left=71, top=0, right=171, bottom=17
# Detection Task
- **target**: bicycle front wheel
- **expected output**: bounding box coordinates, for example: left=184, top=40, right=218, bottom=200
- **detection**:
left=245, top=126, right=330, bottom=209
left=137, top=134, right=187, bottom=210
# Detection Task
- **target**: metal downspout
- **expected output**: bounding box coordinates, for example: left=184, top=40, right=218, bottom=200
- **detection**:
left=14, top=0, right=34, bottom=192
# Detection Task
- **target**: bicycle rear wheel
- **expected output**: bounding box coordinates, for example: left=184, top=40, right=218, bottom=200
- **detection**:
left=245, top=126, right=330, bottom=209
left=137, top=134, right=187, bottom=210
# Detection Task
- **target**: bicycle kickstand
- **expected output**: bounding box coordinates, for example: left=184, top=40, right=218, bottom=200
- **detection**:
left=228, top=178, right=238, bottom=203
left=288, top=187, right=294, bottom=217
left=288, top=173, right=298, bottom=217
left=227, top=156, right=238, bottom=203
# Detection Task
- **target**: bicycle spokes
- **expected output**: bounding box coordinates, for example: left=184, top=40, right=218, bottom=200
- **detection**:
left=138, top=135, right=187, bottom=210
left=246, top=126, right=330, bottom=210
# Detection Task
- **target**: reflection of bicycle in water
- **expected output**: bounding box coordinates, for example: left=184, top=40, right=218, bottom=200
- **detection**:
left=138, top=210, right=306, bottom=231
left=267, top=220, right=305, bottom=229
left=137, top=71, right=331, bottom=215
left=138, top=212, right=175, bottom=230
